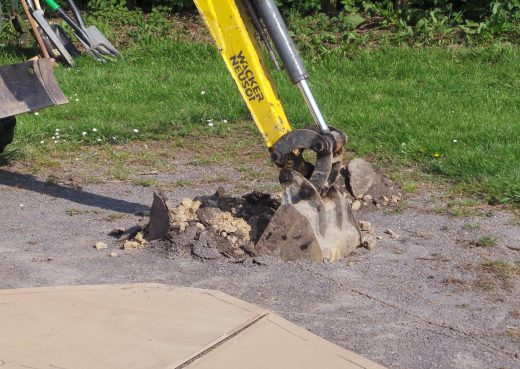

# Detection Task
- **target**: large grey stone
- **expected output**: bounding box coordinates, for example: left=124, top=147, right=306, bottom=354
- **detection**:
left=345, top=158, right=377, bottom=199
left=147, top=191, right=172, bottom=240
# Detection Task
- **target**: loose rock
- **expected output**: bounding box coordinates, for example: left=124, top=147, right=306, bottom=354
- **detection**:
left=95, top=242, right=107, bottom=251
left=123, top=240, right=142, bottom=250
left=147, top=191, right=172, bottom=240
left=134, top=232, right=144, bottom=243
left=345, top=158, right=377, bottom=199
left=385, top=229, right=400, bottom=239
left=351, top=200, right=362, bottom=212
left=362, top=235, right=376, bottom=250
left=359, top=221, right=373, bottom=233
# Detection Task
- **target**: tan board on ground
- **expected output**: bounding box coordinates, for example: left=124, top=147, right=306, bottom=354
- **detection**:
left=0, top=284, right=386, bottom=369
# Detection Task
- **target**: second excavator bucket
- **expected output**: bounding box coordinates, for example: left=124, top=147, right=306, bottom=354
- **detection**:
left=0, top=58, right=67, bottom=119
left=256, top=169, right=362, bottom=262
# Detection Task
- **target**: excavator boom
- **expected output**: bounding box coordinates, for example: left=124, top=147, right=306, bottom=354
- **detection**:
left=193, top=0, right=292, bottom=147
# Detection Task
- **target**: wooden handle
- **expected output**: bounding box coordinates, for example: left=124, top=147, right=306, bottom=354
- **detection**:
left=20, top=0, right=50, bottom=59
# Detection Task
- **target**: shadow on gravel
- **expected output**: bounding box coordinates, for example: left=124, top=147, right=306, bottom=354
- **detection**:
left=0, top=170, right=149, bottom=214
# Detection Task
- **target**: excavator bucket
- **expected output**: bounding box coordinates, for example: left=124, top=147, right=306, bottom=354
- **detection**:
left=0, top=58, right=67, bottom=119
left=257, top=170, right=362, bottom=262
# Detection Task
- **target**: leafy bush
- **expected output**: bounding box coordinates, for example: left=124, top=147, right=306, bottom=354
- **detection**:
left=1, top=1, right=519, bottom=52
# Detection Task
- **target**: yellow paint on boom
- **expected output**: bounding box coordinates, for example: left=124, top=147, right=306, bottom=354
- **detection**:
left=193, top=0, right=292, bottom=148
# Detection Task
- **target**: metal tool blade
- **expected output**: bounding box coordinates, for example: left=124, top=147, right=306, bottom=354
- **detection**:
left=31, top=9, right=74, bottom=66
left=0, top=58, right=68, bottom=119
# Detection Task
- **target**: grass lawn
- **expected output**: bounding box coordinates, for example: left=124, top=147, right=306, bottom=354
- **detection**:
left=1, top=41, right=519, bottom=204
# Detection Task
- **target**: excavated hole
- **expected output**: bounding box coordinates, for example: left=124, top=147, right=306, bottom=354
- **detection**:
left=143, top=187, right=283, bottom=263
left=112, top=159, right=402, bottom=263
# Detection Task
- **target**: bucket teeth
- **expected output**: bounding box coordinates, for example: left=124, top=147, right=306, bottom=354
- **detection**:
left=256, top=169, right=362, bottom=262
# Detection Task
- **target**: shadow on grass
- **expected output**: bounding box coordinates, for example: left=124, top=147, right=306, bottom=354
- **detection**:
left=0, top=44, right=42, bottom=60
left=0, top=170, right=149, bottom=214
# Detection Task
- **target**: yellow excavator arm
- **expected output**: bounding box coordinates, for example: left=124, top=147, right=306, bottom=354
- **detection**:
left=194, top=0, right=363, bottom=261
left=194, top=0, right=291, bottom=147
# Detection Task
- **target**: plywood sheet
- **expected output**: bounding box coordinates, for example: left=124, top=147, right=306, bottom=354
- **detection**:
left=183, top=313, right=387, bottom=369
left=0, top=284, right=265, bottom=369
left=0, top=284, right=386, bottom=369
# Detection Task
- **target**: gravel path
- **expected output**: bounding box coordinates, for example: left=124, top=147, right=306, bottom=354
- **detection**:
left=1, top=167, right=519, bottom=369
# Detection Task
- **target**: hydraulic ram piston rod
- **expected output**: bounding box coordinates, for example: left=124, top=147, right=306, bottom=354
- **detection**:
left=251, top=0, right=331, bottom=135
left=297, top=79, right=330, bottom=135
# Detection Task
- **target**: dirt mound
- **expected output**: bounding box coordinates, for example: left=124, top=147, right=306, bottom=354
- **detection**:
left=112, top=159, right=401, bottom=263
left=141, top=188, right=281, bottom=262
left=112, top=186, right=377, bottom=263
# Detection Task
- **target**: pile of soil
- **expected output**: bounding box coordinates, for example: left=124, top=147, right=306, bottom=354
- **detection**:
left=144, top=188, right=281, bottom=262
left=114, top=158, right=402, bottom=262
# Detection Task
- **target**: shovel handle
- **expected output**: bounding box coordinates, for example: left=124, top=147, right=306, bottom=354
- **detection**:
left=20, top=0, right=50, bottom=58
left=66, top=0, right=85, bottom=29
left=57, top=8, right=92, bottom=47
left=41, top=0, right=92, bottom=47
left=42, top=0, right=59, bottom=11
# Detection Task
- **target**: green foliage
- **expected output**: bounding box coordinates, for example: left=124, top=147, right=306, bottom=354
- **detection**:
left=4, top=1, right=515, bottom=50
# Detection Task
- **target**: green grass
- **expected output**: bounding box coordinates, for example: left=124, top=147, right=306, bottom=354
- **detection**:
left=463, top=221, right=481, bottom=231
left=470, top=235, right=497, bottom=248
left=1, top=41, right=520, bottom=203
left=482, top=260, right=520, bottom=280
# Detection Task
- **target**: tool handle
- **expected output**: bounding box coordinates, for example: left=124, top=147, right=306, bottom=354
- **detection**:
left=42, top=0, right=59, bottom=11
left=57, top=8, right=92, bottom=47
left=66, top=0, right=85, bottom=28
left=20, top=0, right=50, bottom=58
left=41, top=0, right=92, bottom=47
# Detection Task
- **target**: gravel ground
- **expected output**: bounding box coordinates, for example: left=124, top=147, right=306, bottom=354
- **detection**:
left=1, top=166, right=519, bottom=369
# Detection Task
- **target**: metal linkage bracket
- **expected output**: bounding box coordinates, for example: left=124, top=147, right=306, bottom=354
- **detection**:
left=270, top=127, right=347, bottom=195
